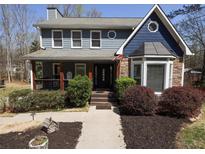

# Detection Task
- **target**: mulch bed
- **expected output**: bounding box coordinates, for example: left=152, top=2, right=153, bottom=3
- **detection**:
left=121, top=115, right=185, bottom=149
left=0, top=122, right=82, bottom=149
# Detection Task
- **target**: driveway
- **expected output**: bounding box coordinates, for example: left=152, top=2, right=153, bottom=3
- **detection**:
left=0, top=106, right=125, bottom=149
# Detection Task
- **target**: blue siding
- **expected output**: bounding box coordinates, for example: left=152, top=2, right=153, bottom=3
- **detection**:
left=124, top=12, right=184, bottom=57
left=41, top=29, right=132, bottom=49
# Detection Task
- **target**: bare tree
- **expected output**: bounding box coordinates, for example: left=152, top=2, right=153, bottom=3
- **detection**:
left=62, top=4, right=73, bottom=16
left=0, top=5, right=14, bottom=83
left=12, top=4, right=36, bottom=81
left=168, top=5, right=205, bottom=86
left=86, top=8, right=102, bottom=17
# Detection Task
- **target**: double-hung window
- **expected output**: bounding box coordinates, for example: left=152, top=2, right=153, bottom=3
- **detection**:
left=71, top=30, right=82, bottom=48
left=91, top=31, right=101, bottom=48
left=52, top=30, right=63, bottom=48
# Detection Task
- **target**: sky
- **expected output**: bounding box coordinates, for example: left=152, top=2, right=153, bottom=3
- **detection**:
left=29, top=4, right=186, bottom=23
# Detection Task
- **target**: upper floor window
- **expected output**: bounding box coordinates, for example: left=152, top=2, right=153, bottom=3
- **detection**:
left=71, top=30, right=82, bottom=48
left=90, top=30, right=101, bottom=48
left=52, top=30, right=63, bottom=48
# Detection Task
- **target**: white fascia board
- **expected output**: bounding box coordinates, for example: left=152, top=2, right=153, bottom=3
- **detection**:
left=116, top=4, right=193, bottom=56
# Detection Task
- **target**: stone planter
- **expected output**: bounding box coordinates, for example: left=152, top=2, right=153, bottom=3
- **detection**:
left=29, top=136, right=48, bottom=149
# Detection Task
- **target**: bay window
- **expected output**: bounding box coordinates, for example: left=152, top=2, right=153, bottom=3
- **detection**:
left=131, top=57, right=174, bottom=94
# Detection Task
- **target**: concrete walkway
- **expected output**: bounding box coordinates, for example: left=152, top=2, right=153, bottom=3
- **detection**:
left=76, top=106, right=125, bottom=149
left=0, top=106, right=125, bottom=149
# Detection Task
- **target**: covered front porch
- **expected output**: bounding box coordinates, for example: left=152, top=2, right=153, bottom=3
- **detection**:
left=30, top=60, right=120, bottom=91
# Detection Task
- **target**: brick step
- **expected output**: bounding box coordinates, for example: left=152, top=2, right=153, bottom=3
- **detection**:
left=91, top=93, right=115, bottom=98
left=90, top=102, right=112, bottom=106
left=91, top=97, right=117, bottom=102
left=96, top=104, right=112, bottom=110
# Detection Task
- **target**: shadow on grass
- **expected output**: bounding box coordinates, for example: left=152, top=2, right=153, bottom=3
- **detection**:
left=121, top=115, right=186, bottom=149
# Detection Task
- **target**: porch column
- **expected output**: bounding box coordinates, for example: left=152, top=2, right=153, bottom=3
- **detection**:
left=116, top=61, right=120, bottom=79
left=60, top=63, right=64, bottom=92
left=88, top=63, right=93, bottom=80
left=31, top=61, right=36, bottom=90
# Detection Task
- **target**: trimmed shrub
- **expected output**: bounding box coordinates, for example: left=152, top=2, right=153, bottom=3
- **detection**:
left=9, top=90, right=64, bottom=113
left=115, top=77, right=136, bottom=101
left=158, top=87, right=203, bottom=118
left=66, top=75, right=92, bottom=107
left=28, top=91, right=65, bottom=111
left=120, top=85, right=157, bottom=115
left=9, top=89, right=32, bottom=112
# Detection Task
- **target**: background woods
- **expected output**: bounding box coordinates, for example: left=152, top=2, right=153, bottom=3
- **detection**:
left=168, top=4, right=205, bottom=87
left=0, top=4, right=102, bottom=83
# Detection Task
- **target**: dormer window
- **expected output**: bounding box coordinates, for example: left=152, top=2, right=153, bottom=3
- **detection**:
left=52, top=30, right=63, bottom=48
left=71, top=30, right=82, bottom=48
left=90, top=30, right=101, bottom=48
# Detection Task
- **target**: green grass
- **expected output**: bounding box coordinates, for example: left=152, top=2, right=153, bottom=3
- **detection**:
left=177, top=104, right=205, bottom=148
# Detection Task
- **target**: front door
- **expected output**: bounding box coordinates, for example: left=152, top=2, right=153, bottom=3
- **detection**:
left=94, top=64, right=113, bottom=89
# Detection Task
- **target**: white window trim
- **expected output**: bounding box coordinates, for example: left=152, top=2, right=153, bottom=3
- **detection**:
left=90, top=30, right=101, bottom=49
left=147, top=21, right=159, bottom=33
left=52, top=30, right=63, bottom=48
left=71, top=30, right=82, bottom=48
left=131, top=57, right=173, bottom=94
left=52, top=63, right=60, bottom=77
left=75, top=63, right=86, bottom=76
left=107, top=30, right=116, bottom=39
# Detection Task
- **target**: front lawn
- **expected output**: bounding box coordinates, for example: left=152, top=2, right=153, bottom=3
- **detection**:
left=0, top=122, right=82, bottom=149
left=176, top=104, right=205, bottom=148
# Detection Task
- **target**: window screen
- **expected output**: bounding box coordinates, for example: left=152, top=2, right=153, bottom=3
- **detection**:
left=91, top=31, right=101, bottom=48
left=75, top=64, right=86, bottom=76
left=72, top=31, right=82, bottom=47
left=53, top=31, right=62, bottom=47
left=147, top=64, right=165, bottom=92
left=133, top=64, right=141, bottom=84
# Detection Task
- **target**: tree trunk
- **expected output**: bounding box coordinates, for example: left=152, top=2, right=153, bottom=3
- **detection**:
left=200, top=49, right=205, bottom=86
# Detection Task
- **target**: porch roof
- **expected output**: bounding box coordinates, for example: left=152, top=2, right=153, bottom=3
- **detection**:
left=23, top=49, right=116, bottom=61
left=130, top=42, right=175, bottom=57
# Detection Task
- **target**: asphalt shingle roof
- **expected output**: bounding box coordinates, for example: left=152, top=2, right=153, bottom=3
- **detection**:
left=34, top=17, right=142, bottom=29
left=23, top=49, right=116, bottom=60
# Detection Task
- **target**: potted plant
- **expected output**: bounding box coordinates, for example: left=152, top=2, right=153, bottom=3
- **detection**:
left=29, top=135, right=48, bottom=149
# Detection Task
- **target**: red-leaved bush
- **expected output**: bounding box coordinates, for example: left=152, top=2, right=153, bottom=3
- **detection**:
left=120, top=85, right=157, bottom=115
left=158, top=86, right=203, bottom=118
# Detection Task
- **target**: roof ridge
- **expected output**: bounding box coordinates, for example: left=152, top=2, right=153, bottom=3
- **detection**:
left=63, top=17, right=143, bottom=19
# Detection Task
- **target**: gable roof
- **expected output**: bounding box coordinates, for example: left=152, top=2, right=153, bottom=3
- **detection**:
left=116, top=4, right=193, bottom=56
left=34, top=17, right=142, bottom=29
left=130, top=42, right=174, bottom=56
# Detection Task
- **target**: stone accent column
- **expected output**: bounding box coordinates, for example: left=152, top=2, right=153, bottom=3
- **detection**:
left=120, top=58, right=129, bottom=77
left=172, top=58, right=183, bottom=86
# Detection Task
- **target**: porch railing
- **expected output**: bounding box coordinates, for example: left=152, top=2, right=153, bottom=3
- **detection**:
left=35, top=79, right=69, bottom=90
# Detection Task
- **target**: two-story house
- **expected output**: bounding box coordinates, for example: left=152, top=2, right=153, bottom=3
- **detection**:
left=24, top=4, right=193, bottom=94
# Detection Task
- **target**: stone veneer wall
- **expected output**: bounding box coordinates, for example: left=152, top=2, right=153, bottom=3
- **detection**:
left=172, top=58, right=183, bottom=86
left=119, top=58, right=129, bottom=77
